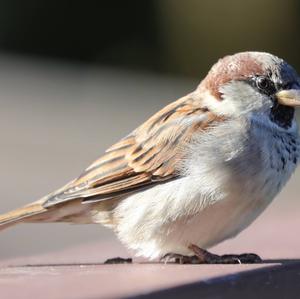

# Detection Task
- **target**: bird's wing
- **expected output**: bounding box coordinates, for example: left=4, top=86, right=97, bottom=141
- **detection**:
left=44, top=95, right=222, bottom=208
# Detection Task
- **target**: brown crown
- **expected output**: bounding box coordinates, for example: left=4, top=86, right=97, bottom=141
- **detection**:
left=199, top=53, right=266, bottom=99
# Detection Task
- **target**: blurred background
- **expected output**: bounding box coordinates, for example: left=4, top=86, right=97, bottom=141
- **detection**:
left=1, top=0, right=300, bottom=259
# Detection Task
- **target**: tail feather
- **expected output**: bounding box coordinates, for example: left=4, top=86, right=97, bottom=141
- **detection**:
left=0, top=200, right=47, bottom=231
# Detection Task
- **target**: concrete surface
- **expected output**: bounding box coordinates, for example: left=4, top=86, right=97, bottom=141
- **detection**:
left=0, top=259, right=273, bottom=299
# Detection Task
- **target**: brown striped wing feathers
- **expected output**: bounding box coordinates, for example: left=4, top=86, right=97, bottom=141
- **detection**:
left=44, top=95, right=218, bottom=207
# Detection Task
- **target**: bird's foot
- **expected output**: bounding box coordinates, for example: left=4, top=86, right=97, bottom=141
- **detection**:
left=188, top=244, right=262, bottom=264
left=161, top=245, right=262, bottom=264
left=104, top=257, right=132, bottom=264
left=160, top=253, right=202, bottom=264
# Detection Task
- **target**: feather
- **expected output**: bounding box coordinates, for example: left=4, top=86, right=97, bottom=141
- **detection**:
left=43, top=94, right=221, bottom=207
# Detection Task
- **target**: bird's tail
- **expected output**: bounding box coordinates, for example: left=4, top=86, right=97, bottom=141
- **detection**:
left=0, top=199, right=48, bottom=231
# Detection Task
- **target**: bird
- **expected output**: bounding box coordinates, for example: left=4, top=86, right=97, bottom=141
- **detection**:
left=1, top=51, right=300, bottom=264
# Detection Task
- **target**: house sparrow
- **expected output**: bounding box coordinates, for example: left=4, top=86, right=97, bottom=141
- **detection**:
left=1, top=51, right=300, bottom=264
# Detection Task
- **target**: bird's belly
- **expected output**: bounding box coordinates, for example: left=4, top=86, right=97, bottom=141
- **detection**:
left=166, top=192, right=271, bottom=252
left=113, top=140, right=296, bottom=260
left=163, top=162, right=293, bottom=256
left=113, top=174, right=277, bottom=259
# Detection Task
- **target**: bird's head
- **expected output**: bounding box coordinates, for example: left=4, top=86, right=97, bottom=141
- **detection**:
left=197, top=52, right=300, bottom=131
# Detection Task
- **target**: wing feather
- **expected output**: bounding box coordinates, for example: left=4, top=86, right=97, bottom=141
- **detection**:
left=43, top=95, right=221, bottom=207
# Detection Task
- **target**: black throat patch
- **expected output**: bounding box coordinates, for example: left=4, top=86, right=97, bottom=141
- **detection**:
left=270, top=104, right=294, bottom=129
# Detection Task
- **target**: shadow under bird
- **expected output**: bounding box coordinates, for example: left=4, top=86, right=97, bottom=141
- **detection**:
left=1, top=52, right=300, bottom=264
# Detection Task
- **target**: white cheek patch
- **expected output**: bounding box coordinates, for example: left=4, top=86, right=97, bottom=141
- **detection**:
left=199, top=81, right=272, bottom=117
left=199, top=90, right=236, bottom=116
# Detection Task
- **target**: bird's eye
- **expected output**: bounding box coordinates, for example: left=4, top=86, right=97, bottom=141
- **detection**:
left=256, top=76, right=274, bottom=95
left=257, top=77, right=270, bottom=90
